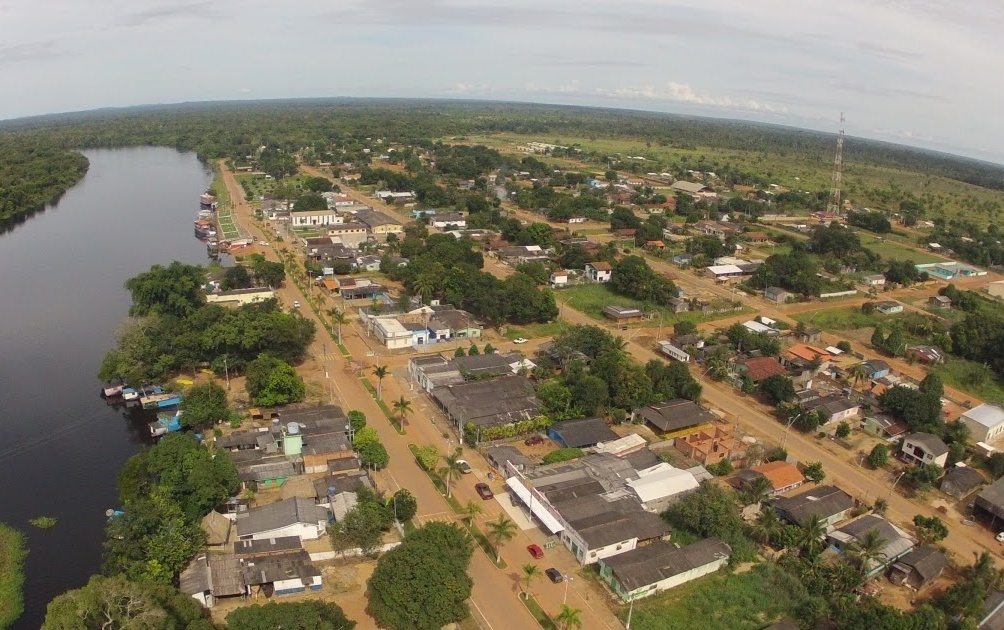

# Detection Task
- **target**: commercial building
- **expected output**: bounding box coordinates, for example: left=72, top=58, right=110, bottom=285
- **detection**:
left=598, top=538, right=731, bottom=602
left=962, top=404, right=1004, bottom=444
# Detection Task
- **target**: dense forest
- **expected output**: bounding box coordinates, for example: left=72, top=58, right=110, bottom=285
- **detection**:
left=2, top=99, right=1003, bottom=191
left=0, top=144, right=89, bottom=228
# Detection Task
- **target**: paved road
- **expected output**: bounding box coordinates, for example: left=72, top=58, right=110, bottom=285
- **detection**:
left=220, top=164, right=619, bottom=629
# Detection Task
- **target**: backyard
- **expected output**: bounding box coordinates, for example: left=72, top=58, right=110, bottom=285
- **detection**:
left=557, top=283, right=747, bottom=326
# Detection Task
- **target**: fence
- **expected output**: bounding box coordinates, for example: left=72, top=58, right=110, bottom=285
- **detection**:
left=820, top=289, right=858, bottom=299
left=309, top=541, right=401, bottom=561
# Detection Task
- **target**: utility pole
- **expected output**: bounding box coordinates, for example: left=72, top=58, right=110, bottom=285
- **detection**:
left=625, top=597, right=635, bottom=629
left=827, top=112, right=845, bottom=215
left=224, top=356, right=230, bottom=390
left=781, top=413, right=801, bottom=449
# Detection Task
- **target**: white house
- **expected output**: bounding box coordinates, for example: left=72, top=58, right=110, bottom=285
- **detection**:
left=205, top=287, right=276, bottom=306
left=373, top=318, right=414, bottom=350
left=374, top=190, right=416, bottom=202
left=290, top=209, right=343, bottom=227
left=235, top=497, right=328, bottom=541
left=658, top=341, right=691, bottom=363
left=598, top=538, right=731, bottom=602
left=902, top=432, right=949, bottom=468
left=585, top=261, right=613, bottom=283
left=863, top=274, right=887, bottom=287
left=706, top=264, right=744, bottom=282
left=803, top=394, right=861, bottom=424
left=431, top=213, right=467, bottom=229
left=550, top=272, right=569, bottom=288
left=961, top=404, right=1004, bottom=443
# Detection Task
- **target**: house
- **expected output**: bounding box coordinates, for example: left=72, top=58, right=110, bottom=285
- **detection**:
left=300, top=432, right=355, bottom=474
left=497, top=245, right=553, bottom=266
left=372, top=318, right=414, bottom=349
left=431, top=212, right=467, bottom=229
left=658, top=341, right=691, bottom=363
left=201, top=510, right=234, bottom=547
left=706, top=264, right=745, bottom=282
left=205, top=287, right=276, bottom=307
left=667, top=297, right=689, bottom=313
left=485, top=445, right=533, bottom=472
left=598, top=538, right=731, bottom=602
left=906, top=345, right=944, bottom=365
left=550, top=271, right=569, bottom=288
left=764, top=287, right=793, bottom=304
left=180, top=553, right=247, bottom=606
left=743, top=231, right=771, bottom=244
left=803, top=394, right=861, bottom=425
left=235, top=497, right=329, bottom=541
left=672, top=253, right=693, bottom=266
left=737, top=357, right=787, bottom=384
left=750, top=461, right=805, bottom=495
left=634, top=399, right=717, bottom=436
left=863, top=414, right=909, bottom=440
left=675, top=427, right=744, bottom=467
left=585, top=261, right=613, bottom=283
left=432, top=307, right=483, bottom=339
left=431, top=376, right=542, bottom=435
left=603, top=305, right=643, bottom=322
left=356, top=254, right=382, bottom=272
left=901, top=432, right=949, bottom=468
left=863, top=274, right=886, bottom=287
left=645, top=240, right=666, bottom=250
left=612, top=228, right=637, bottom=239
left=928, top=295, right=952, bottom=310
left=672, top=181, right=716, bottom=199
left=961, top=404, right=1004, bottom=444
left=941, top=465, right=985, bottom=499
left=374, top=190, right=416, bottom=202
left=889, top=546, right=947, bottom=590
left=874, top=300, right=904, bottom=315
left=863, top=359, right=891, bottom=379
left=826, top=515, right=916, bottom=577
left=771, top=485, right=855, bottom=530
left=548, top=417, right=619, bottom=449
left=976, top=476, right=1004, bottom=523
left=797, top=327, right=823, bottom=344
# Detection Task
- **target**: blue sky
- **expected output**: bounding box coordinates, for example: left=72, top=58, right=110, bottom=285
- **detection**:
left=2, top=0, right=1002, bottom=162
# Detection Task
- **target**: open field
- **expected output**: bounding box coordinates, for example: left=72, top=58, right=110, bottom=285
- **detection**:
left=0, top=524, right=27, bottom=629
left=464, top=132, right=1004, bottom=226
left=860, top=236, right=948, bottom=263
left=616, top=565, right=795, bottom=630
left=556, top=284, right=747, bottom=325
left=793, top=305, right=895, bottom=331
left=504, top=321, right=565, bottom=340
left=236, top=173, right=312, bottom=202
left=935, top=359, right=1004, bottom=404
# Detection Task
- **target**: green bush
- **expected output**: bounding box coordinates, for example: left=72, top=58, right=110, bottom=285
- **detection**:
left=542, top=448, right=584, bottom=464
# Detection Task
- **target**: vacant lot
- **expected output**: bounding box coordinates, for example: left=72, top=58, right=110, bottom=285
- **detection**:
left=860, top=236, right=947, bottom=264
left=794, top=305, right=893, bottom=331
left=936, top=359, right=1004, bottom=404
left=558, top=284, right=746, bottom=326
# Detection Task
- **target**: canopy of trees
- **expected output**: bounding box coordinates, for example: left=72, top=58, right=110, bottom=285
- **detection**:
left=245, top=353, right=305, bottom=407
left=609, top=256, right=678, bottom=306
left=226, top=601, right=355, bottom=630
left=0, top=145, right=89, bottom=227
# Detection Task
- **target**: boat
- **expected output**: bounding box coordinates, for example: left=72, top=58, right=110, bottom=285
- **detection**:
left=121, top=387, right=138, bottom=401
left=194, top=219, right=213, bottom=238
left=140, top=391, right=182, bottom=410
left=149, top=410, right=184, bottom=437
left=102, top=383, right=126, bottom=397
left=198, top=209, right=214, bottom=219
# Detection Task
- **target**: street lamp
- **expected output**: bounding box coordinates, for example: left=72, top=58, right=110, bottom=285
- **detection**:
left=886, top=471, right=906, bottom=501
left=780, top=413, right=801, bottom=449
left=562, top=575, right=574, bottom=605
left=625, top=597, right=635, bottom=629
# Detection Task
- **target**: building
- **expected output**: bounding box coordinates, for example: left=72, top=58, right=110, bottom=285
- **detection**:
left=374, top=190, right=416, bottom=202
left=290, top=209, right=341, bottom=227
left=764, top=287, right=794, bottom=304
left=497, top=245, right=552, bottom=266
left=205, top=287, right=276, bottom=306
left=372, top=318, right=414, bottom=349
left=325, top=222, right=369, bottom=248
left=863, top=359, right=891, bottom=379
left=874, top=300, right=904, bottom=315
left=906, top=345, right=944, bottom=365
left=355, top=208, right=404, bottom=241
left=941, top=466, right=985, bottom=499
left=658, top=341, right=691, bottom=363
left=625, top=463, right=702, bottom=511
left=750, top=461, right=805, bottom=495
left=863, top=274, right=886, bottom=287
left=771, top=485, right=854, bottom=530
left=962, top=404, right=1004, bottom=444
left=675, top=427, right=744, bottom=467
left=826, top=515, right=916, bottom=577
left=671, top=180, right=717, bottom=199
left=300, top=432, right=355, bottom=474
left=585, top=261, right=613, bottom=283
left=634, top=399, right=717, bottom=437
left=598, top=538, right=732, bottom=602
left=743, top=231, right=770, bottom=244
left=603, top=305, right=643, bottom=322
left=797, top=327, right=823, bottom=343
left=550, top=272, right=569, bottom=288
left=667, top=297, right=689, bottom=313
left=737, top=357, right=787, bottom=384
left=235, top=497, right=329, bottom=541
left=432, top=376, right=542, bottom=436
left=889, top=546, right=947, bottom=590
left=548, top=417, right=619, bottom=449
left=485, top=445, right=533, bottom=472
left=706, top=264, right=745, bottom=282
left=928, top=295, right=952, bottom=309
left=431, top=212, right=467, bottom=229
left=803, top=395, right=861, bottom=425
left=201, top=510, right=234, bottom=547
left=901, top=432, right=949, bottom=468
left=863, top=414, right=909, bottom=440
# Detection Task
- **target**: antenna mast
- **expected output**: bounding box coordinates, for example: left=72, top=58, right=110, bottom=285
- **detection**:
left=827, top=116, right=843, bottom=217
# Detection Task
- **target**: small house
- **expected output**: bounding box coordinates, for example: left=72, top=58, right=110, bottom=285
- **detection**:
left=961, top=404, right=1004, bottom=444
left=905, top=345, right=944, bottom=365
left=598, top=538, right=731, bottom=602
left=826, top=515, right=916, bottom=577
left=585, top=261, right=613, bottom=283
left=634, top=399, right=717, bottom=436
left=863, top=274, right=886, bottom=287
left=549, top=272, right=569, bottom=288
left=548, top=417, right=618, bottom=449
left=603, top=305, right=643, bottom=322
left=743, top=231, right=770, bottom=244
left=673, top=254, right=693, bottom=266
left=736, top=357, right=786, bottom=384
left=764, top=287, right=793, bottom=304
left=874, top=301, right=904, bottom=315
left=771, top=485, right=854, bottom=530
left=928, top=295, right=952, bottom=310
left=901, top=432, right=949, bottom=468
left=863, top=359, right=891, bottom=379
left=750, top=461, right=805, bottom=495
left=235, top=497, right=329, bottom=542
left=888, top=546, right=946, bottom=590
left=803, top=394, right=861, bottom=425
left=941, top=466, right=984, bottom=499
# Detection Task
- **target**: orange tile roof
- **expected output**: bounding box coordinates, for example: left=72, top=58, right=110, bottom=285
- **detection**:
left=787, top=344, right=830, bottom=363
left=743, top=357, right=786, bottom=382
left=752, top=461, right=805, bottom=491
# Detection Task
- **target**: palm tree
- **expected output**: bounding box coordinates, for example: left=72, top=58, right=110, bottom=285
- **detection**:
left=413, top=274, right=436, bottom=303
left=521, top=563, right=541, bottom=600
left=848, top=363, right=870, bottom=391
left=460, top=500, right=482, bottom=526
left=486, top=515, right=517, bottom=564
left=872, top=498, right=888, bottom=515
left=848, top=529, right=887, bottom=579
left=740, top=476, right=772, bottom=506
left=439, top=449, right=465, bottom=498
left=750, top=507, right=782, bottom=547
left=327, top=308, right=348, bottom=346
left=797, top=514, right=827, bottom=557
left=556, top=605, right=583, bottom=630
left=392, top=396, right=412, bottom=425
left=372, top=365, right=388, bottom=400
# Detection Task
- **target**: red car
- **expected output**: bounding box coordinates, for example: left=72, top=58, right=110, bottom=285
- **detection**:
left=475, top=483, right=494, bottom=500
left=527, top=544, right=544, bottom=559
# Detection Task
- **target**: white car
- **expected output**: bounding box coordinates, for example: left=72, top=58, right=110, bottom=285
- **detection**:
left=293, top=300, right=301, bottom=309
left=513, top=337, right=529, bottom=344
left=456, top=460, right=473, bottom=474
left=996, top=532, right=1004, bottom=543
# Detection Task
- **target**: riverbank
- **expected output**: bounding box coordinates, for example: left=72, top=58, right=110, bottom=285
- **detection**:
left=0, top=523, right=27, bottom=629
left=0, top=147, right=89, bottom=230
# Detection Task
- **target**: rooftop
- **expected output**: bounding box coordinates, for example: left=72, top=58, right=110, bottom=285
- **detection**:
left=905, top=432, right=949, bottom=457
left=432, top=376, right=541, bottom=428
left=965, top=404, right=1004, bottom=429
left=235, top=497, right=327, bottom=537
left=771, top=485, right=854, bottom=526
left=602, top=538, right=731, bottom=591
left=741, top=357, right=787, bottom=382
left=550, top=417, right=619, bottom=449
left=803, top=394, right=859, bottom=417
left=751, top=461, right=805, bottom=491
left=636, top=399, right=716, bottom=433
left=893, top=545, right=946, bottom=582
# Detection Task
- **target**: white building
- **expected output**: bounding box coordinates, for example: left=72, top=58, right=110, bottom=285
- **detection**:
left=290, top=209, right=343, bottom=227
left=205, top=287, right=276, bottom=306
left=625, top=463, right=700, bottom=512
left=374, top=190, right=416, bottom=202
left=550, top=272, right=569, bottom=288
left=585, top=262, right=613, bottom=283
left=961, top=404, right=1004, bottom=443
left=902, top=432, right=949, bottom=468
left=372, top=318, right=414, bottom=349
left=235, top=497, right=328, bottom=541
left=707, top=264, right=745, bottom=282
left=658, top=341, right=691, bottom=363
left=598, top=538, right=731, bottom=602
left=431, top=213, right=467, bottom=229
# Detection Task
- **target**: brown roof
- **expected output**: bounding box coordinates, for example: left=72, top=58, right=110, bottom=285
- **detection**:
left=752, top=461, right=805, bottom=491
left=742, top=357, right=786, bottom=382
left=613, top=228, right=637, bottom=237
left=589, top=261, right=613, bottom=271
left=744, top=231, right=770, bottom=241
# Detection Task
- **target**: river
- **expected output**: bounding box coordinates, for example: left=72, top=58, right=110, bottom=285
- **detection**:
left=0, top=147, right=213, bottom=629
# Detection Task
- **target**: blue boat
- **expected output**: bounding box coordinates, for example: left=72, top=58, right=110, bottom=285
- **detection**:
left=149, top=410, right=184, bottom=437
left=140, top=392, right=182, bottom=410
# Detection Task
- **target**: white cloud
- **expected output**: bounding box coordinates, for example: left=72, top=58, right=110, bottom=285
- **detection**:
left=593, top=82, right=786, bottom=114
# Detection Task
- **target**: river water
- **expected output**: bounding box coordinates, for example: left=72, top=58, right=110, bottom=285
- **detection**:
left=0, top=147, right=212, bottom=629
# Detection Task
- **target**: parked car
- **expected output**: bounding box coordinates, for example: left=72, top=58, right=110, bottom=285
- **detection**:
left=545, top=568, right=563, bottom=583
left=527, top=544, right=544, bottom=559
left=457, top=459, right=473, bottom=474
left=513, top=337, right=529, bottom=344
left=524, top=435, right=544, bottom=447
left=293, top=300, right=301, bottom=308
left=475, top=483, right=494, bottom=500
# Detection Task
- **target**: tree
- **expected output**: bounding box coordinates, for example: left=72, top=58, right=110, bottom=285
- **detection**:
left=868, top=443, right=889, bottom=468
left=803, top=462, right=826, bottom=484
left=537, top=381, right=573, bottom=418
left=460, top=500, right=483, bottom=526
left=367, top=522, right=473, bottom=630
left=556, top=605, right=583, bottom=630
left=330, top=500, right=392, bottom=553
left=663, top=483, right=751, bottom=560
left=913, top=514, right=949, bottom=543
left=904, top=464, right=942, bottom=491
left=454, top=346, right=466, bottom=358
left=42, top=575, right=208, bottom=630
left=348, top=410, right=367, bottom=433
left=674, top=320, right=697, bottom=337
left=740, top=475, right=772, bottom=506
left=835, top=421, right=851, bottom=439
left=359, top=441, right=390, bottom=470
left=468, top=343, right=480, bottom=356
left=848, top=529, right=887, bottom=579
left=750, top=507, right=783, bottom=548
left=392, top=396, right=413, bottom=425
left=179, top=380, right=228, bottom=430
left=439, top=449, right=465, bottom=498
left=413, top=444, right=440, bottom=472
left=373, top=365, right=389, bottom=400
left=542, top=448, right=584, bottom=464
left=521, top=563, right=541, bottom=600
left=245, top=353, right=305, bottom=407
left=390, top=489, right=418, bottom=522
left=758, top=374, right=796, bottom=405
left=226, top=601, right=355, bottom=630
left=870, top=325, right=886, bottom=349
left=483, top=343, right=496, bottom=354
left=327, top=308, right=349, bottom=346
left=919, top=373, right=945, bottom=400
left=873, top=498, right=888, bottom=515
left=222, top=264, right=254, bottom=291
left=485, top=515, right=517, bottom=564
left=885, top=327, right=906, bottom=357
left=797, top=514, right=827, bottom=557
left=124, top=261, right=206, bottom=318
left=847, top=363, right=870, bottom=390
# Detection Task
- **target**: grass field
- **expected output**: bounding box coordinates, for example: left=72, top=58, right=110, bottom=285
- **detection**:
left=557, top=284, right=747, bottom=326
left=794, top=306, right=894, bottom=331
left=936, top=359, right=1004, bottom=404
left=617, top=565, right=797, bottom=630
left=216, top=206, right=241, bottom=240
left=504, top=321, right=564, bottom=340
left=464, top=132, right=1004, bottom=226
left=210, top=170, right=230, bottom=209
left=860, top=236, right=947, bottom=263
left=0, top=523, right=27, bottom=629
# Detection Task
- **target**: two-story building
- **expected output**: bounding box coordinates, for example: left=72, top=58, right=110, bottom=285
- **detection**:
left=585, top=261, right=613, bottom=283
left=901, top=432, right=949, bottom=468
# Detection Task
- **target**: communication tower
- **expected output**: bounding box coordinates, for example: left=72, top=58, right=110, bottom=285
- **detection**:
left=827, top=112, right=845, bottom=214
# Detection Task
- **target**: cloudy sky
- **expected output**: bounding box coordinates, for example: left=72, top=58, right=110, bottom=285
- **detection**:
left=2, top=0, right=1002, bottom=161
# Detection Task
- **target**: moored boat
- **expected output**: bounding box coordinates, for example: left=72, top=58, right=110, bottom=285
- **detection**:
left=140, top=391, right=182, bottom=409
left=102, top=383, right=126, bottom=397
left=121, top=387, right=138, bottom=401
left=149, top=410, right=184, bottom=436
